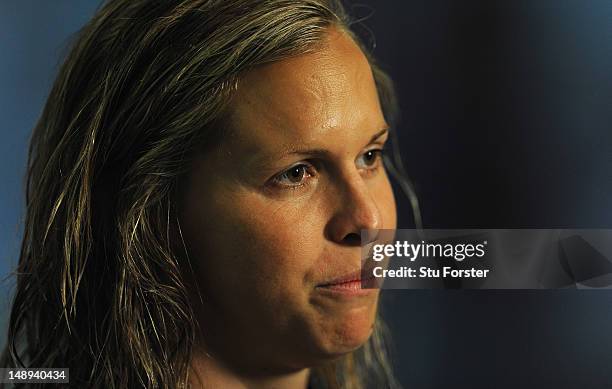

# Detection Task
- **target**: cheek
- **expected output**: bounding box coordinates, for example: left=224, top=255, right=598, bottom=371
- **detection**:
left=183, top=189, right=324, bottom=308
left=376, top=172, right=398, bottom=230
left=234, top=198, right=323, bottom=277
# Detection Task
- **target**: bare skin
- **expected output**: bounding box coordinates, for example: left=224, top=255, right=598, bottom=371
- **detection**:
left=180, top=27, right=397, bottom=389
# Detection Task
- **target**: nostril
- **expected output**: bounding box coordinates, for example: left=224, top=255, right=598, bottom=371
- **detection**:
left=343, top=232, right=361, bottom=246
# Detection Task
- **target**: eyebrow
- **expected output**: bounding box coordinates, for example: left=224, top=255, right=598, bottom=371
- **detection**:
left=283, top=127, right=390, bottom=157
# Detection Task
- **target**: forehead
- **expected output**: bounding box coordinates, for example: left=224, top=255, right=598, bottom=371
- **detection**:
left=224, top=28, right=385, bottom=152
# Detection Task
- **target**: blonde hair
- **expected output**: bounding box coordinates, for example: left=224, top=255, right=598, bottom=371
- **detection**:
left=1, top=1, right=402, bottom=387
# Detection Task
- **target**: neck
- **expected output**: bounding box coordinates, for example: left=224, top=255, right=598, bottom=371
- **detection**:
left=189, top=349, right=311, bottom=389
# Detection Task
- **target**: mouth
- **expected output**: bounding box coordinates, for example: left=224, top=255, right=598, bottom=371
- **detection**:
left=315, top=265, right=379, bottom=296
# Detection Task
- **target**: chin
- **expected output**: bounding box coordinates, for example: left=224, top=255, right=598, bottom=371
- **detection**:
left=284, top=314, right=376, bottom=371
left=318, top=309, right=377, bottom=358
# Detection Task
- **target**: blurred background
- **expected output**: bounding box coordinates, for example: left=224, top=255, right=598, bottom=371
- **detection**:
left=1, top=1, right=611, bottom=388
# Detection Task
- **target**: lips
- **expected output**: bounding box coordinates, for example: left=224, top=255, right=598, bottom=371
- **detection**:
left=317, top=263, right=378, bottom=288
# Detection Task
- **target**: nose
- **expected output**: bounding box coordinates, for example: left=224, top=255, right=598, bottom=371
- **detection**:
left=325, top=172, right=382, bottom=246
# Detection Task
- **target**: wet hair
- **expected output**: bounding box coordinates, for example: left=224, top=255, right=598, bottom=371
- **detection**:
left=1, top=0, right=407, bottom=387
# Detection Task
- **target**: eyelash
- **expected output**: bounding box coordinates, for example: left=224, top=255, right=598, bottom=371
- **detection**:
left=269, top=148, right=386, bottom=191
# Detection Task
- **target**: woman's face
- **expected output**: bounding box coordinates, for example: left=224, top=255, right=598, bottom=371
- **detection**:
left=180, top=28, right=397, bottom=372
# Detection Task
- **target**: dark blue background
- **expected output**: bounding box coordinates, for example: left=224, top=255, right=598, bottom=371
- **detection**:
left=1, top=1, right=611, bottom=388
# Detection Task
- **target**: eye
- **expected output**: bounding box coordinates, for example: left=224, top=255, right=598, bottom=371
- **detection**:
left=356, top=148, right=384, bottom=171
left=270, top=163, right=314, bottom=189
